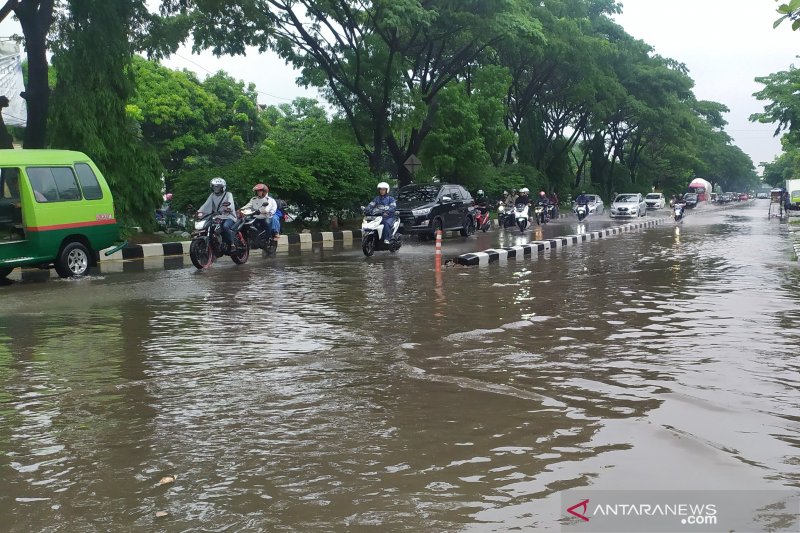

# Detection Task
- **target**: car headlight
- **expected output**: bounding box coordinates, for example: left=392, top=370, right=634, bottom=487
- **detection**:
left=412, top=207, right=431, bottom=217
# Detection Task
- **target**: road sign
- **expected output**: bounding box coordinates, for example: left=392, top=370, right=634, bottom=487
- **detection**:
left=404, top=154, right=422, bottom=174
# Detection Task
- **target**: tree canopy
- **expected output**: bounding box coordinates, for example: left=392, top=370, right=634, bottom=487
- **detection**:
left=0, top=0, right=759, bottom=228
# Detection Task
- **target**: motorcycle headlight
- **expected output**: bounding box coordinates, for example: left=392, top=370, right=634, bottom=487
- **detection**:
left=194, top=220, right=206, bottom=230
left=412, top=207, right=431, bottom=217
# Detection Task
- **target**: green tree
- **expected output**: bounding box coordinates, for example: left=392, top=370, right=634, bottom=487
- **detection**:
left=128, top=58, right=266, bottom=187
left=163, top=0, right=541, bottom=185
left=48, top=0, right=162, bottom=226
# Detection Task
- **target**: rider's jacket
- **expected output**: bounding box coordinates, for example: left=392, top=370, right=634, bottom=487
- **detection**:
left=367, top=194, right=396, bottom=217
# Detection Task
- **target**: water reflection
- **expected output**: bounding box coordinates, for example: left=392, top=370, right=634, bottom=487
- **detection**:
left=0, top=205, right=798, bottom=530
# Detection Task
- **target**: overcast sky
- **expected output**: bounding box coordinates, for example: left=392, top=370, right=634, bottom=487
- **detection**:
left=2, top=1, right=798, bottom=171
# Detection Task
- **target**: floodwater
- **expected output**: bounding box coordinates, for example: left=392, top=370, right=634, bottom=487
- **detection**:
left=1, top=202, right=798, bottom=531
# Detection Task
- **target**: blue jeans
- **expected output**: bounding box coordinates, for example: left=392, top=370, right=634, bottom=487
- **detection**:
left=221, top=218, right=236, bottom=245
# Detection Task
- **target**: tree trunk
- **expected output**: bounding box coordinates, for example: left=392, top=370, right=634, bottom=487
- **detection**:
left=16, top=0, right=54, bottom=149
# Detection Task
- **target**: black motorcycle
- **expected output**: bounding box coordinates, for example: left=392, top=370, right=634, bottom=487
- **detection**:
left=239, top=205, right=278, bottom=253
left=534, top=203, right=550, bottom=225
left=497, top=201, right=516, bottom=228
left=189, top=210, right=250, bottom=269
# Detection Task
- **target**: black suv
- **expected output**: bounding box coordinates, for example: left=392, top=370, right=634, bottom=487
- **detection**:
left=396, top=183, right=475, bottom=238
left=682, top=193, right=698, bottom=208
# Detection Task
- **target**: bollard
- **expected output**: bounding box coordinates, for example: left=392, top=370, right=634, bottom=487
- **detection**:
left=435, top=229, right=442, bottom=271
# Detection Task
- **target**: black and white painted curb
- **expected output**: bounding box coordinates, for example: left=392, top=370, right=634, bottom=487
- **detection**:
left=456, top=217, right=671, bottom=266
left=99, top=230, right=365, bottom=261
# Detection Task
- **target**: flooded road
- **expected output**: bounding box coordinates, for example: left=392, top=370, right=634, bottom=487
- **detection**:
left=1, top=202, right=799, bottom=531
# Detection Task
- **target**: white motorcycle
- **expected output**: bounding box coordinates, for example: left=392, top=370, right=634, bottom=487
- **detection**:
left=575, top=203, right=589, bottom=222
left=361, top=206, right=402, bottom=256
left=673, top=203, right=685, bottom=222
left=515, top=204, right=529, bottom=232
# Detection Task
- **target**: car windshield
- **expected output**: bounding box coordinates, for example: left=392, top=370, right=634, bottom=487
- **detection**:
left=685, top=194, right=697, bottom=199
left=646, top=194, right=661, bottom=199
left=396, top=185, right=439, bottom=203
left=615, top=195, right=638, bottom=202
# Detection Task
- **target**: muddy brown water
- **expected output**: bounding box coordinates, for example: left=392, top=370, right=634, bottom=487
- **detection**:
left=0, top=203, right=798, bottom=531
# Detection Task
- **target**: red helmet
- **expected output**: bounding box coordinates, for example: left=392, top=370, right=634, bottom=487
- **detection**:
left=253, top=183, right=268, bottom=193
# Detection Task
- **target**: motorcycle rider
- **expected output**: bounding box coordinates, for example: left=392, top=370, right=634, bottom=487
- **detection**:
left=474, top=189, right=490, bottom=219
left=535, top=191, right=551, bottom=222
left=367, top=181, right=397, bottom=244
left=549, top=190, right=559, bottom=218
left=198, top=177, right=237, bottom=251
left=575, top=190, right=590, bottom=207
left=242, top=183, right=281, bottom=245
left=504, top=189, right=519, bottom=206
left=515, top=188, right=530, bottom=207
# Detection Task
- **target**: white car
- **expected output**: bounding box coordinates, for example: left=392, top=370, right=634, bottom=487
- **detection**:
left=610, top=193, right=647, bottom=218
left=645, top=193, right=665, bottom=209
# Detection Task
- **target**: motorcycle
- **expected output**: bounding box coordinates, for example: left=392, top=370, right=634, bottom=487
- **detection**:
left=575, top=203, right=589, bottom=222
left=361, top=206, right=402, bottom=257
left=533, top=204, right=550, bottom=225
left=497, top=202, right=515, bottom=229
left=189, top=210, right=250, bottom=269
left=239, top=205, right=278, bottom=253
left=673, top=203, right=685, bottom=222
left=515, top=204, right=529, bottom=232
left=474, top=206, right=491, bottom=232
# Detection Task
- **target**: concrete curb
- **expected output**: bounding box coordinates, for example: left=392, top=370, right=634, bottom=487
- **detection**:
left=100, top=229, right=364, bottom=261
left=456, top=217, right=671, bottom=266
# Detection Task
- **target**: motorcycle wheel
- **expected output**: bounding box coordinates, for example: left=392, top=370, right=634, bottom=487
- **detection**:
left=190, top=238, right=215, bottom=270
left=231, top=233, right=250, bottom=264
left=517, top=219, right=526, bottom=232
left=362, top=234, right=376, bottom=257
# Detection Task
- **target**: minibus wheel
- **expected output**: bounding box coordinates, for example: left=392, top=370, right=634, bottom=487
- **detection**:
left=0, top=267, right=13, bottom=279
left=55, top=242, right=91, bottom=278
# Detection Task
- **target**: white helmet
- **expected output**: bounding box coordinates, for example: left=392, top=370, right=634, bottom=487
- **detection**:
left=210, top=177, right=226, bottom=194
left=520, top=187, right=530, bottom=194
left=377, top=181, right=390, bottom=193
left=477, top=189, right=484, bottom=196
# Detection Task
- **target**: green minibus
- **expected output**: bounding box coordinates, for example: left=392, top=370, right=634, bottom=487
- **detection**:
left=0, top=150, right=119, bottom=278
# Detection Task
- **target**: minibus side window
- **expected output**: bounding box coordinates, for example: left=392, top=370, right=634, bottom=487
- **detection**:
left=26, top=167, right=82, bottom=202
left=0, top=167, right=23, bottom=241
left=74, top=163, right=103, bottom=200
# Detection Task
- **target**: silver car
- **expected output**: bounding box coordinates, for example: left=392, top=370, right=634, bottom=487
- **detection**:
left=610, top=193, right=647, bottom=218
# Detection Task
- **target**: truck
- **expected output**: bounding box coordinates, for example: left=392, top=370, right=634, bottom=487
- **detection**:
left=688, top=178, right=712, bottom=202
left=786, top=179, right=800, bottom=210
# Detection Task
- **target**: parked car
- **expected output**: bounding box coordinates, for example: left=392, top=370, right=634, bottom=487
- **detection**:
left=645, top=193, right=665, bottom=209
left=717, top=193, right=731, bottom=203
left=610, top=193, right=647, bottom=218
left=571, top=194, right=604, bottom=215
left=757, top=192, right=770, bottom=199
left=396, top=183, right=475, bottom=238
left=682, top=192, right=699, bottom=208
